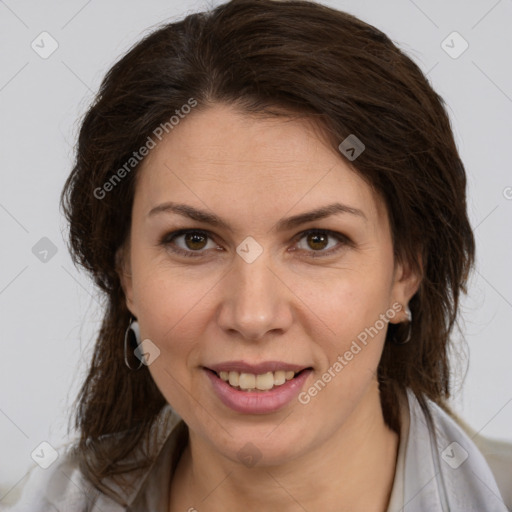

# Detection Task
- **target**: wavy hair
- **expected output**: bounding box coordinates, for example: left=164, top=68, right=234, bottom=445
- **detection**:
left=60, top=0, right=475, bottom=502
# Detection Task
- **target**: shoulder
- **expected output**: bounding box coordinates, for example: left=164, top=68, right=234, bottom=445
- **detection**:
left=425, top=395, right=512, bottom=509
left=451, top=412, right=512, bottom=507
left=2, top=442, right=96, bottom=511
left=4, top=405, right=185, bottom=511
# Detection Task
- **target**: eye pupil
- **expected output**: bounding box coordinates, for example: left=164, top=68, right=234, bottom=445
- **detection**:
left=185, top=232, right=207, bottom=250
left=308, top=232, right=328, bottom=250
left=163, top=229, right=345, bottom=259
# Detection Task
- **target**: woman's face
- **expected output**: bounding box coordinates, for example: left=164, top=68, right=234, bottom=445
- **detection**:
left=119, top=103, right=419, bottom=465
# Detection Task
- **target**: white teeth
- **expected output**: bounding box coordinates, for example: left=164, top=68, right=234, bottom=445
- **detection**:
left=216, top=369, right=300, bottom=391
left=274, top=370, right=286, bottom=386
left=256, top=372, right=274, bottom=391
left=238, top=373, right=256, bottom=389
left=228, top=371, right=239, bottom=387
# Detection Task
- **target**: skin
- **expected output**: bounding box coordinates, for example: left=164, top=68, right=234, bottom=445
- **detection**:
left=118, top=103, right=421, bottom=511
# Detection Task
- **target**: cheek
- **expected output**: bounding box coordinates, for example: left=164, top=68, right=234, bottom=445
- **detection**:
left=135, top=284, right=211, bottom=373
left=132, top=251, right=220, bottom=338
left=130, top=263, right=215, bottom=402
left=300, top=266, right=392, bottom=342
left=300, top=266, right=393, bottom=392
left=298, top=283, right=390, bottom=415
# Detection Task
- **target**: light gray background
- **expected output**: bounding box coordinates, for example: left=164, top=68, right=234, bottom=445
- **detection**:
left=1, top=0, right=511, bottom=501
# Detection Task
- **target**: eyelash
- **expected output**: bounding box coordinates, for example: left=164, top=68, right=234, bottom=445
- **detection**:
left=159, top=228, right=352, bottom=259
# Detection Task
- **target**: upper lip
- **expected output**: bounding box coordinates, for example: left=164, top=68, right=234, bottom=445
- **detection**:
left=206, top=361, right=311, bottom=374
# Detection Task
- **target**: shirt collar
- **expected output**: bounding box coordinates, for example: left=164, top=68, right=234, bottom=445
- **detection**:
left=94, top=389, right=509, bottom=512
left=402, top=388, right=508, bottom=511
left=94, top=404, right=187, bottom=509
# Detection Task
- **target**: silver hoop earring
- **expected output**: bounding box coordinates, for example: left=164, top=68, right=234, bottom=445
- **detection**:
left=124, top=317, right=143, bottom=370
left=392, top=305, right=412, bottom=345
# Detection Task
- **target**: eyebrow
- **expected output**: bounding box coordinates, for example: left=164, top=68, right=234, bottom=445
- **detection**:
left=147, top=201, right=367, bottom=232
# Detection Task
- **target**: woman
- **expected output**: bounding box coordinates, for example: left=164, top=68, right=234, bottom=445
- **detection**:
left=7, top=0, right=511, bottom=510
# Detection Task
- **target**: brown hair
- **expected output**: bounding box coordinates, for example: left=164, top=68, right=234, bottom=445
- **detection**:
left=60, top=0, right=475, bottom=502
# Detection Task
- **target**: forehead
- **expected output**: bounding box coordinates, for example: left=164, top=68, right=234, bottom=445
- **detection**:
left=134, top=103, right=387, bottom=230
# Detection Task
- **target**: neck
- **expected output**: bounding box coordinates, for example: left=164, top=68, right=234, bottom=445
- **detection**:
left=170, top=382, right=400, bottom=512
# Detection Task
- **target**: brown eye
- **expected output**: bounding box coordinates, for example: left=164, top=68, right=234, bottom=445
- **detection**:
left=160, top=228, right=352, bottom=259
left=183, top=232, right=208, bottom=250
left=294, top=229, right=351, bottom=258
left=160, top=229, right=218, bottom=258
left=306, top=232, right=329, bottom=251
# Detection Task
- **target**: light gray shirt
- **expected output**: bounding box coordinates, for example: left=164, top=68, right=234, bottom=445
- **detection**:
left=3, top=389, right=511, bottom=511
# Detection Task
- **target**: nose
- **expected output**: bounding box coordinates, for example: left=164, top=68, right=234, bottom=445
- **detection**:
left=216, top=249, right=294, bottom=341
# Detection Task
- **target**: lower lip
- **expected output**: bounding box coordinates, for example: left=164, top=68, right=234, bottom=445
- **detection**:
left=204, top=368, right=312, bottom=414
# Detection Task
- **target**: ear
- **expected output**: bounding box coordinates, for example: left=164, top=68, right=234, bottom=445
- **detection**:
left=389, top=253, right=422, bottom=324
left=115, top=240, right=137, bottom=318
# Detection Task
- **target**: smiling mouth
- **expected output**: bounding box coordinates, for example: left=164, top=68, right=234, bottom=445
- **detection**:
left=205, top=368, right=312, bottom=392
